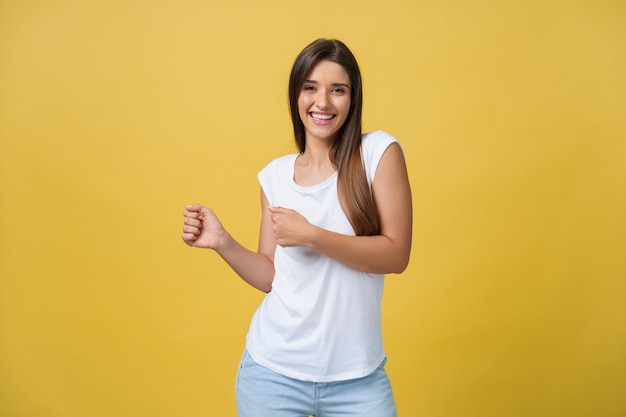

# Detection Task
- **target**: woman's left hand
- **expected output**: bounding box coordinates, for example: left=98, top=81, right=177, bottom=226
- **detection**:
left=267, top=206, right=313, bottom=247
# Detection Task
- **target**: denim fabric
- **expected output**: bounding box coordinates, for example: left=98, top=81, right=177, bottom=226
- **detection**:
left=235, top=349, right=397, bottom=417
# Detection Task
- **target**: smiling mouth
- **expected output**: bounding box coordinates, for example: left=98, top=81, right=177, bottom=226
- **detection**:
left=310, top=112, right=335, bottom=121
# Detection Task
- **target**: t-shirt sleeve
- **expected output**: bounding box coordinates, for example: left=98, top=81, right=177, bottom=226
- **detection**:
left=258, top=154, right=295, bottom=207
left=362, top=130, right=403, bottom=184
left=258, top=163, right=274, bottom=207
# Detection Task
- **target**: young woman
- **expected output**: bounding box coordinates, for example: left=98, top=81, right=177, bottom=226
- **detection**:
left=182, top=38, right=412, bottom=417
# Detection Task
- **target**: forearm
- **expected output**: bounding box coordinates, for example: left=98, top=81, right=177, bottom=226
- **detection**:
left=216, top=232, right=275, bottom=292
left=307, top=227, right=410, bottom=274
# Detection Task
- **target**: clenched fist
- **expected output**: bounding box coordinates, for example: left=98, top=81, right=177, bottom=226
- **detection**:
left=268, top=206, right=314, bottom=247
left=182, top=204, right=228, bottom=249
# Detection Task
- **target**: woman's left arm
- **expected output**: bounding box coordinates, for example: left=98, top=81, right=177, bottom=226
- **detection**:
left=268, top=142, right=412, bottom=274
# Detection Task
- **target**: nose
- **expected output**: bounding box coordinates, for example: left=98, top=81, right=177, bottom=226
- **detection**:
left=314, top=89, right=330, bottom=110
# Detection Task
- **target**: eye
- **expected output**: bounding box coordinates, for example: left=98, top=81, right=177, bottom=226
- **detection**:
left=303, top=84, right=316, bottom=92
left=331, top=87, right=346, bottom=94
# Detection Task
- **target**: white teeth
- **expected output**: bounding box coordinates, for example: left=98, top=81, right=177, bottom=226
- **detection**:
left=311, top=113, right=334, bottom=120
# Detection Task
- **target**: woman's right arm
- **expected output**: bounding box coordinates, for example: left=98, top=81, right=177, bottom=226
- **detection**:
left=182, top=189, right=276, bottom=292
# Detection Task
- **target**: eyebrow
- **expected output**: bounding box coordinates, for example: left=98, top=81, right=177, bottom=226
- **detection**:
left=304, top=80, right=351, bottom=89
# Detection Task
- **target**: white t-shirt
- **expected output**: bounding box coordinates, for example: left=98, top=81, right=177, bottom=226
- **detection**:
left=246, top=130, right=401, bottom=382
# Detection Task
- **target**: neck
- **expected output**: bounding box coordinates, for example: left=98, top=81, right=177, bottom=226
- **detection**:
left=304, top=133, right=336, bottom=162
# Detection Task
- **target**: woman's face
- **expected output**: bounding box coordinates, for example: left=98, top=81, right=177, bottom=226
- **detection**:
left=298, top=60, right=352, bottom=144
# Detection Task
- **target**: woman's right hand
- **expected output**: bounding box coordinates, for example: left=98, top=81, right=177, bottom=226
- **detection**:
left=182, top=204, right=227, bottom=249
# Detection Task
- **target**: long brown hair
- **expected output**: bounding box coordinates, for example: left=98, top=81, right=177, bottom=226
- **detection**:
left=288, top=39, right=379, bottom=236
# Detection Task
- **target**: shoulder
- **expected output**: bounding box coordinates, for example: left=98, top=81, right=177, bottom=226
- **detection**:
left=260, top=153, right=298, bottom=174
left=362, top=130, right=400, bottom=152
left=361, top=130, right=403, bottom=183
left=258, top=153, right=298, bottom=205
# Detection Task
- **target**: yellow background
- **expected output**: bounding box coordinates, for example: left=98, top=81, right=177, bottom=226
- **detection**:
left=1, top=0, right=625, bottom=416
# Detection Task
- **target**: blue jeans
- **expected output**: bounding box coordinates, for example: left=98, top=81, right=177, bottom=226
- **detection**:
left=235, top=349, right=397, bottom=417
